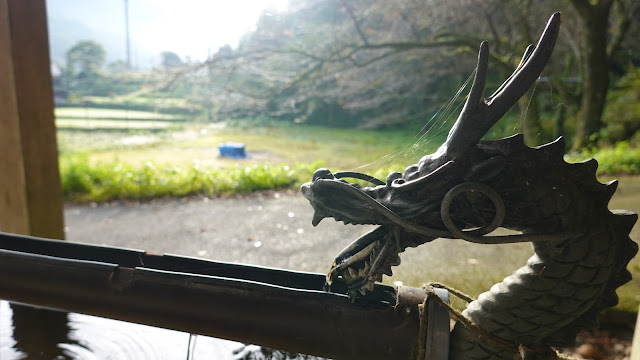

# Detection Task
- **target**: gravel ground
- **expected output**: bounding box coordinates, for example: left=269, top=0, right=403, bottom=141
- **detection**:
left=64, top=190, right=369, bottom=273
left=560, top=327, right=635, bottom=360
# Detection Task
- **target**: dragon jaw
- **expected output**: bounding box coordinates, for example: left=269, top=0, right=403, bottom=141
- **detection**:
left=301, top=168, right=446, bottom=297
left=300, top=169, right=411, bottom=296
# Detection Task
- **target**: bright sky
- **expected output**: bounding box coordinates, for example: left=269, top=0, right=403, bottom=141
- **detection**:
left=131, top=0, right=288, bottom=60
left=47, top=0, right=288, bottom=66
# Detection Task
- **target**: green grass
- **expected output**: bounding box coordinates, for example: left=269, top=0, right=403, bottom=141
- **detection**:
left=55, top=107, right=183, bottom=120
left=60, top=154, right=321, bottom=202
left=57, top=119, right=174, bottom=130
left=55, top=106, right=187, bottom=131
left=62, top=95, right=200, bottom=116
left=64, top=122, right=436, bottom=169
left=57, top=122, right=439, bottom=202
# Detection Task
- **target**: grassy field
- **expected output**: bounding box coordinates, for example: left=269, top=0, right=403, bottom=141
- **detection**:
left=57, top=120, right=445, bottom=201
left=55, top=107, right=186, bottom=131
left=57, top=119, right=174, bottom=130
left=55, top=107, right=183, bottom=120
left=55, top=104, right=640, bottom=202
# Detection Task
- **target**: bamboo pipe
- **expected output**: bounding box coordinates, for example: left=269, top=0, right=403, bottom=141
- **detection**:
left=0, top=232, right=449, bottom=360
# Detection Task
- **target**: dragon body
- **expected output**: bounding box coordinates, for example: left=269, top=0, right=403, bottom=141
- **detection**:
left=301, top=13, right=638, bottom=359
left=445, top=135, right=638, bottom=359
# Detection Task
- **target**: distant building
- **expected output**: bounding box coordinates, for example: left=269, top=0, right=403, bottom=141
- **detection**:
left=50, top=63, right=68, bottom=105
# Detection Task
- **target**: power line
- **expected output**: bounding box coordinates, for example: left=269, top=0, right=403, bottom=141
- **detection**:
left=124, top=0, right=131, bottom=68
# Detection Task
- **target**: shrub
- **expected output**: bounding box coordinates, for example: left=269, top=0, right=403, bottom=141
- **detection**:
left=60, top=154, right=320, bottom=202
left=601, top=68, right=640, bottom=143
left=566, top=141, right=640, bottom=175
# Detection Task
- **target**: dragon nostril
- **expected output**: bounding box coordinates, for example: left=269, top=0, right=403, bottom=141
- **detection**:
left=312, top=168, right=334, bottom=181
left=386, top=172, right=403, bottom=186
left=300, top=184, right=312, bottom=199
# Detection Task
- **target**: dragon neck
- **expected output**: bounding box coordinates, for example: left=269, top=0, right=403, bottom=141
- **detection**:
left=448, top=137, right=638, bottom=360
left=450, top=209, right=637, bottom=360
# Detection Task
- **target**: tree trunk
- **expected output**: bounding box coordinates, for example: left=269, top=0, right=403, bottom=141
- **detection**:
left=571, top=1, right=613, bottom=150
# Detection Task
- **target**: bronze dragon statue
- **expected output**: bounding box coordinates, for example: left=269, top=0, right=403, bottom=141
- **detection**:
left=301, top=13, right=637, bottom=359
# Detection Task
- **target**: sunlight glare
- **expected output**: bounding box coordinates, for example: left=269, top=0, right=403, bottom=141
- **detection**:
left=133, top=0, right=289, bottom=63
left=47, top=0, right=289, bottom=67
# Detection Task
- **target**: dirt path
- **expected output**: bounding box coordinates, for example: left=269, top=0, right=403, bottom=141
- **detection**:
left=64, top=191, right=371, bottom=273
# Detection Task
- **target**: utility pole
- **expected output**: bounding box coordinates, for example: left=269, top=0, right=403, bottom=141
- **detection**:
left=124, top=0, right=131, bottom=69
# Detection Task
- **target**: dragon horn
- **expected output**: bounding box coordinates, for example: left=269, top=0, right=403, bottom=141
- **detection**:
left=442, top=12, right=561, bottom=159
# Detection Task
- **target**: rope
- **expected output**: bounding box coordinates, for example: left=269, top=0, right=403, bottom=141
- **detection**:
left=415, top=283, right=572, bottom=360
left=416, top=301, right=429, bottom=360
left=427, top=282, right=475, bottom=304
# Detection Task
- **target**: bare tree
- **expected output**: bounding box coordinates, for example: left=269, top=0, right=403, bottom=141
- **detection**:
left=155, top=0, right=637, bottom=149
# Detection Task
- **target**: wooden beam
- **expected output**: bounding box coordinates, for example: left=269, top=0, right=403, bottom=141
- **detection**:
left=0, top=0, right=64, bottom=239
left=0, top=0, right=29, bottom=235
left=632, top=306, right=640, bottom=360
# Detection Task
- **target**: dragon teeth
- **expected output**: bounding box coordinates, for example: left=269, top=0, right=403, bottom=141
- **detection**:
left=390, top=256, right=401, bottom=266
left=365, top=282, right=375, bottom=291
left=363, top=262, right=370, bottom=273
left=358, top=267, right=366, bottom=277
left=348, top=267, right=357, bottom=278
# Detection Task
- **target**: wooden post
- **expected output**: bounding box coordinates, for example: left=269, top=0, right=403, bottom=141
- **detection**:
left=0, top=0, right=64, bottom=239
left=632, top=305, right=640, bottom=360
left=0, top=3, right=69, bottom=359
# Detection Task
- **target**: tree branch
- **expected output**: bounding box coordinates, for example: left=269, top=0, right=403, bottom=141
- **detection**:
left=340, top=0, right=370, bottom=46
left=273, top=61, right=326, bottom=98
left=484, top=12, right=502, bottom=50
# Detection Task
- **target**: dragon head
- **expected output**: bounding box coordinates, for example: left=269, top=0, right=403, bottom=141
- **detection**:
left=302, top=14, right=561, bottom=298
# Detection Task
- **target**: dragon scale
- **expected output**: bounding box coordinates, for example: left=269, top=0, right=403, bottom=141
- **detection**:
left=301, top=13, right=638, bottom=359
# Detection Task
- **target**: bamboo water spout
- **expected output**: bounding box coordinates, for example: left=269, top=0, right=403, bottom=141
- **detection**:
left=0, top=232, right=450, bottom=360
